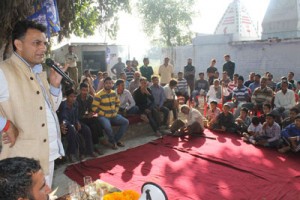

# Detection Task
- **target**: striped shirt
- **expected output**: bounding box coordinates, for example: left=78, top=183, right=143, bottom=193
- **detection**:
left=251, top=86, right=273, bottom=105
left=232, top=85, right=251, bottom=103
left=176, top=78, right=188, bottom=93
left=124, top=67, right=135, bottom=82
left=92, top=89, right=120, bottom=118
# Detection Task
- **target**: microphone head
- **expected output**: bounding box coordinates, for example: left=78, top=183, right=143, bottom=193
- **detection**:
left=45, top=58, right=54, bottom=66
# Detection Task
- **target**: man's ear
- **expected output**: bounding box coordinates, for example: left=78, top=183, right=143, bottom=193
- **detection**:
left=14, top=39, right=23, bottom=52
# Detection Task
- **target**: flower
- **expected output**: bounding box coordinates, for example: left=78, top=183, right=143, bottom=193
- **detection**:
left=103, top=190, right=140, bottom=200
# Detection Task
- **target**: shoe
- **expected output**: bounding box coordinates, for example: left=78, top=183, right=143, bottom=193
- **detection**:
left=111, top=143, right=118, bottom=150
left=117, top=142, right=125, bottom=147
left=94, top=148, right=103, bottom=155
left=155, top=131, right=162, bottom=137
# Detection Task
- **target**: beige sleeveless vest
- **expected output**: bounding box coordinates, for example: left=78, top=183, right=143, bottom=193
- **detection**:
left=0, top=54, right=55, bottom=174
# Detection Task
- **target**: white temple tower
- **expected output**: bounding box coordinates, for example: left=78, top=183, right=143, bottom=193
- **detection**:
left=214, top=0, right=259, bottom=41
left=262, top=0, right=300, bottom=39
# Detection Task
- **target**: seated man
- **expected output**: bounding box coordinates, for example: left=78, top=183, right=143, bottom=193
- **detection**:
left=170, top=105, right=204, bottom=136
left=129, top=71, right=141, bottom=94
left=92, top=77, right=129, bottom=150
left=163, top=79, right=179, bottom=121
left=251, top=77, right=273, bottom=113
left=133, top=77, right=162, bottom=136
left=248, top=74, right=261, bottom=93
left=115, top=79, right=139, bottom=115
left=175, top=71, right=189, bottom=103
left=192, top=72, right=209, bottom=106
left=58, top=89, right=95, bottom=161
left=273, top=80, right=296, bottom=119
left=77, top=82, right=105, bottom=154
left=0, top=157, right=51, bottom=200
left=278, top=114, right=300, bottom=153
left=150, top=75, right=169, bottom=126
left=254, top=112, right=281, bottom=148
left=206, top=79, right=229, bottom=104
left=211, top=103, right=236, bottom=133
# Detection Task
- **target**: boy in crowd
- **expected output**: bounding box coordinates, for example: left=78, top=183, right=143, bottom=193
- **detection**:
left=254, top=113, right=281, bottom=147
left=242, top=116, right=263, bottom=144
left=211, top=103, right=236, bottom=133
left=205, top=100, right=221, bottom=129
left=235, top=107, right=251, bottom=134
left=278, top=114, right=300, bottom=153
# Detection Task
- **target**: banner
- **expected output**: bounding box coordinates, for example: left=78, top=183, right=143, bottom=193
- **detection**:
left=27, top=0, right=60, bottom=38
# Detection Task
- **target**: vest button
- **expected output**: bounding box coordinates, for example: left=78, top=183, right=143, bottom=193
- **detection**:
left=43, top=139, right=47, bottom=143
left=37, top=91, right=40, bottom=95
left=40, top=106, right=43, bottom=110
left=42, top=123, right=45, bottom=127
left=30, top=77, right=34, bottom=80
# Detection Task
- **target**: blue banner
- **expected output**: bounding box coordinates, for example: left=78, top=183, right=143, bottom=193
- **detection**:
left=27, top=0, right=60, bottom=38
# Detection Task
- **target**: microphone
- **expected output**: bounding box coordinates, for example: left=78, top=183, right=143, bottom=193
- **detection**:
left=45, top=58, right=74, bottom=86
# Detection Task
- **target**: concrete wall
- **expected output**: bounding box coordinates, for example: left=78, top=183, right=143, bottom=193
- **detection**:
left=167, top=36, right=300, bottom=82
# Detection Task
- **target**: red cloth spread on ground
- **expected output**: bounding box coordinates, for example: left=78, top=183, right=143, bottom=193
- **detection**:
left=64, top=130, right=300, bottom=199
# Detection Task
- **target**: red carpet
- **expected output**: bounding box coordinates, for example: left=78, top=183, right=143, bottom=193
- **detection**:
left=65, top=130, right=300, bottom=199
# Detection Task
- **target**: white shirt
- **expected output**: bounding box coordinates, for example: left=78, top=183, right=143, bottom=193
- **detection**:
left=163, top=84, right=177, bottom=100
left=274, top=89, right=295, bottom=109
left=159, top=64, right=174, bottom=84
left=187, top=108, right=204, bottom=129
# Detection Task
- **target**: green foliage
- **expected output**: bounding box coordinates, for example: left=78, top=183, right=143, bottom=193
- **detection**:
left=137, top=0, right=196, bottom=47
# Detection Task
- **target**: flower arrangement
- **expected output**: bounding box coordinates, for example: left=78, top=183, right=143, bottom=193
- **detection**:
left=103, top=190, right=140, bottom=200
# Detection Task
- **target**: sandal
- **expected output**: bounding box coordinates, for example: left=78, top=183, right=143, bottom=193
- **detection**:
left=117, top=142, right=125, bottom=147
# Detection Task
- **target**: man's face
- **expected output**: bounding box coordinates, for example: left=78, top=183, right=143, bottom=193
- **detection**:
left=210, top=103, right=217, bottom=109
left=104, top=80, right=113, bottom=91
left=290, top=111, right=297, bottom=120
left=237, top=79, right=243, bottom=87
left=164, top=58, right=169, bottom=65
left=223, top=105, right=230, bottom=113
left=30, top=170, right=51, bottom=200
left=266, top=116, right=274, bottom=125
left=134, top=73, right=141, bottom=81
left=15, top=28, right=47, bottom=67
left=281, top=82, right=288, bottom=92
left=120, top=73, right=126, bottom=80
left=181, top=107, right=189, bottom=115
left=178, top=73, right=183, bottom=79
left=260, top=79, right=266, bottom=88
left=222, top=73, right=228, bottom=79
left=103, top=73, right=108, bottom=79
left=117, top=82, right=125, bottom=92
left=249, top=73, right=255, bottom=80
left=263, top=106, right=270, bottom=114
left=254, top=76, right=260, bottom=83
left=199, top=74, right=204, bottom=80
left=295, top=118, right=300, bottom=128
left=143, top=59, right=149, bottom=66
left=224, top=56, right=230, bottom=61
left=140, top=80, right=147, bottom=89
left=69, top=46, right=74, bottom=53
left=67, top=93, right=77, bottom=104
left=80, top=87, right=89, bottom=97
left=187, top=59, right=192, bottom=65
left=288, top=72, right=294, bottom=80
left=152, top=77, right=159, bottom=85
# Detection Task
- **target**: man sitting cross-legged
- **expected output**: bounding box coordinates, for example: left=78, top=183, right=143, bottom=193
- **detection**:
left=0, top=157, right=51, bottom=200
left=278, top=114, right=300, bottom=153
left=211, top=103, right=236, bottom=133
left=169, top=105, right=204, bottom=137
left=92, top=77, right=129, bottom=150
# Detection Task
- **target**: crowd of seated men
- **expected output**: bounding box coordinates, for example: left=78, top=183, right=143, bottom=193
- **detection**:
left=59, top=59, right=300, bottom=163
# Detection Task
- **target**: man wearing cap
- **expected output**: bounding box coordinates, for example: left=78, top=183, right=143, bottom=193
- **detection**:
left=273, top=80, right=296, bottom=119
left=253, top=112, right=281, bottom=147
left=278, top=114, right=300, bottom=153
left=92, top=77, right=129, bottom=149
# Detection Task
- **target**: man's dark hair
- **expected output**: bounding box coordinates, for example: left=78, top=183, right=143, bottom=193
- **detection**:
left=290, top=107, right=299, bottom=114
left=12, top=20, right=47, bottom=51
left=263, top=103, right=271, bottom=110
left=115, top=79, right=125, bottom=87
left=169, top=79, right=178, bottom=87
left=80, top=82, right=89, bottom=89
left=126, top=60, right=131, bottom=65
left=104, top=77, right=112, bottom=83
left=65, top=88, right=76, bottom=96
left=0, top=157, right=41, bottom=200
left=238, top=76, right=244, bottom=82
left=251, top=116, right=260, bottom=126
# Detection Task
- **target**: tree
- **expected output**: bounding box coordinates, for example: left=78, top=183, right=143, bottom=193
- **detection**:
left=137, top=0, right=196, bottom=47
left=0, top=0, right=130, bottom=60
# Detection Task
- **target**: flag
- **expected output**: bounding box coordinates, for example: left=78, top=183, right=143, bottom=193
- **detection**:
left=27, top=0, right=60, bottom=38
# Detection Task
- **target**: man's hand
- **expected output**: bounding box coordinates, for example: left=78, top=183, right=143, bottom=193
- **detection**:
left=2, top=121, right=19, bottom=147
left=49, top=63, right=70, bottom=88
left=75, top=122, right=81, bottom=131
